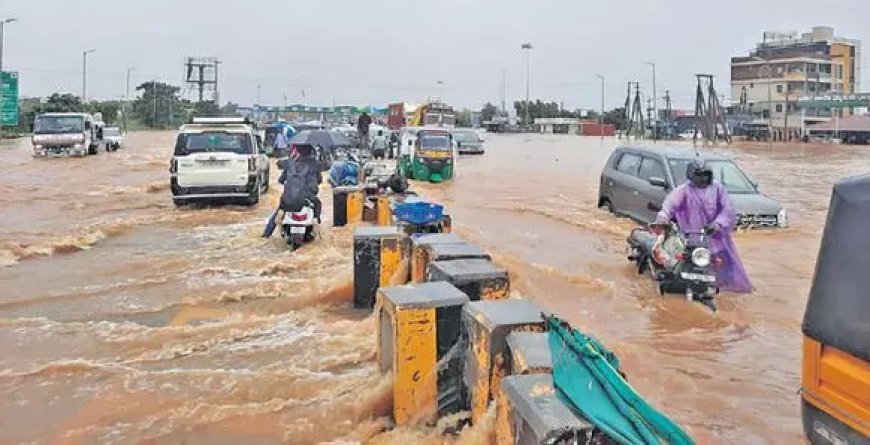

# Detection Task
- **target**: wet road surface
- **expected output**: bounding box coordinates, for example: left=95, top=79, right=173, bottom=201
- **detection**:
left=1, top=132, right=867, bottom=444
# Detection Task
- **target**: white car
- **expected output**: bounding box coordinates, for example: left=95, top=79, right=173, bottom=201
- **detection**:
left=170, top=117, right=270, bottom=206
left=103, top=126, right=124, bottom=151
left=677, top=130, right=700, bottom=140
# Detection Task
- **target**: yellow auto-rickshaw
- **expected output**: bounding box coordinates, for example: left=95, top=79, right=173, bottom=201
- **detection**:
left=398, top=128, right=455, bottom=183
left=801, top=175, right=870, bottom=443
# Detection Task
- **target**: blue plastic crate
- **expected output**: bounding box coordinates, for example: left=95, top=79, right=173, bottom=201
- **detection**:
left=394, top=201, right=444, bottom=225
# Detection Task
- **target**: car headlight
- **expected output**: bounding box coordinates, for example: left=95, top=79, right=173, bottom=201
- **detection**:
left=33, top=144, right=43, bottom=149
left=73, top=143, right=83, bottom=149
left=691, top=248, right=711, bottom=267
left=777, top=207, right=789, bottom=228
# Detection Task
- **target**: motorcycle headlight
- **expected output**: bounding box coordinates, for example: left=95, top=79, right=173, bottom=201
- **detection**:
left=691, top=248, right=711, bottom=267
left=777, top=207, right=789, bottom=228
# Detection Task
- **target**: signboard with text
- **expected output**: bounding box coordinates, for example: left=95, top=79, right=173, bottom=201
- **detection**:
left=1, top=71, right=19, bottom=126
left=796, top=93, right=870, bottom=109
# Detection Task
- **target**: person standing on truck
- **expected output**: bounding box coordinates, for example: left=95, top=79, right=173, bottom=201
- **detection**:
left=371, top=129, right=388, bottom=160
left=357, top=112, right=372, bottom=150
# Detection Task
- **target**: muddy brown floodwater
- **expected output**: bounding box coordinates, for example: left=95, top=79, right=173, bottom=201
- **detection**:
left=0, top=132, right=867, bottom=444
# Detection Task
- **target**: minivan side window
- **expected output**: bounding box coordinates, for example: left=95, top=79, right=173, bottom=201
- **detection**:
left=615, top=153, right=641, bottom=176
left=638, top=157, right=666, bottom=181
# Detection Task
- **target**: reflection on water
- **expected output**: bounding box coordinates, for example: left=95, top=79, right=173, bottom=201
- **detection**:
left=0, top=132, right=866, bottom=443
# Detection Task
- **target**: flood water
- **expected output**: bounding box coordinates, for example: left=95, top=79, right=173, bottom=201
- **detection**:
left=0, top=132, right=867, bottom=444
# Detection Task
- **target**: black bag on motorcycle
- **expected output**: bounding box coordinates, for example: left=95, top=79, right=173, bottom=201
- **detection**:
left=280, top=161, right=318, bottom=212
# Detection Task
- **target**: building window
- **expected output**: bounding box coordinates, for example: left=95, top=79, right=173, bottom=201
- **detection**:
left=776, top=84, right=783, bottom=93
left=775, top=104, right=783, bottom=113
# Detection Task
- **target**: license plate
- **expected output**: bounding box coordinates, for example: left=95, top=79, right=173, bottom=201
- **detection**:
left=290, top=226, right=306, bottom=234
left=681, top=272, right=716, bottom=283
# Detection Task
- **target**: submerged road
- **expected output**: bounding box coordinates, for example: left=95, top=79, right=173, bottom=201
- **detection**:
left=0, top=132, right=867, bottom=444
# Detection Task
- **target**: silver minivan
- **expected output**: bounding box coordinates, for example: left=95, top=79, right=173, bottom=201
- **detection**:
left=598, top=145, right=787, bottom=228
left=170, top=117, right=269, bottom=206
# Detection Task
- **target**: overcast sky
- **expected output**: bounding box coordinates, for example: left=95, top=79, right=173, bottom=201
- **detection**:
left=2, top=0, right=866, bottom=110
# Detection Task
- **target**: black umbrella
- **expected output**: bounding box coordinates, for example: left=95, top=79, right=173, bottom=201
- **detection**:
left=290, top=130, right=351, bottom=148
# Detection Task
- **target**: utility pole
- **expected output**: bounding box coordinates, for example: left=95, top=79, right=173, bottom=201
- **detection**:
left=644, top=61, right=657, bottom=141
left=521, top=42, right=533, bottom=128
left=82, top=49, right=96, bottom=102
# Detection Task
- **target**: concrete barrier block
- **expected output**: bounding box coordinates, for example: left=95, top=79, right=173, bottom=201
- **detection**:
left=353, top=226, right=408, bottom=309
left=411, top=242, right=491, bottom=283
left=428, top=259, right=509, bottom=301
left=463, top=299, right=546, bottom=425
left=497, top=374, right=596, bottom=445
left=505, top=332, right=552, bottom=376
left=377, top=282, right=470, bottom=426
left=333, top=186, right=364, bottom=227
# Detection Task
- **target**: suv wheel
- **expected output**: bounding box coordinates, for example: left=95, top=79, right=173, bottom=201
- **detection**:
left=88, top=143, right=98, bottom=155
left=598, top=197, right=614, bottom=213
left=246, top=181, right=261, bottom=206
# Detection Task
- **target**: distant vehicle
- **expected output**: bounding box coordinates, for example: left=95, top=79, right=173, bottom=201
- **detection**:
left=263, top=122, right=295, bottom=157
left=452, top=128, right=485, bottom=154
left=103, top=126, right=124, bottom=151
left=170, top=117, right=269, bottom=206
left=677, top=130, right=700, bottom=140
left=408, top=98, right=455, bottom=128
left=598, top=145, right=787, bottom=228
left=31, top=112, right=104, bottom=156
left=398, top=128, right=455, bottom=183
left=387, top=102, right=419, bottom=130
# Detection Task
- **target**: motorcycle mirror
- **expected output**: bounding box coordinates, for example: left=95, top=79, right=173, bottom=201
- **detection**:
left=648, top=176, right=668, bottom=188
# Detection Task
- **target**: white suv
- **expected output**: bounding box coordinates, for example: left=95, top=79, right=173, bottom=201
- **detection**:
left=170, top=117, right=269, bottom=206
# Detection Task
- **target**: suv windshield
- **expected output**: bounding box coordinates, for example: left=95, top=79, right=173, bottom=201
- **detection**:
left=175, top=131, right=252, bottom=155
left=418, top=134, right=451, bottom=151
left=668, top=158, right=757, bottom=194
left=34, top=116, right=84, bottom=134
left=452, top=131, right=480, bottom=143
left=104, top=128, right=121, bottom=137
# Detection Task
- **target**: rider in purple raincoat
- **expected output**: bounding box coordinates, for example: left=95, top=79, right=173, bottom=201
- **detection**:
left=654, top=159, right=753, bottom=293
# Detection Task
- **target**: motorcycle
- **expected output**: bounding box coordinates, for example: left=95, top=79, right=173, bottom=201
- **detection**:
left=280, top=199, right=318, bottom=251
left=627, top=222, right=719, bottom=311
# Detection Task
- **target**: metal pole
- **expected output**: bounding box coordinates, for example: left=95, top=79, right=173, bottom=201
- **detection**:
left=521, top=42, right=532, bottom=128
left=152, top=78, right=157, bottom=128
left=0, top=21, right=5, bottom=73
left=82, top=49, right=95, bottom=102
left=595, top=74, right=604, bottom=124
left=644, top=61, right=657, bottom=140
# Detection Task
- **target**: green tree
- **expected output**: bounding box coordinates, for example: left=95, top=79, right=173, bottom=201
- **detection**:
left=220, top=102, right=240, bottom=116
left=480, top=102, right=499, bottom=122
left=602, top=107, right=626, bottom=129
left=455, top=109, right=473, bottom=127
left=131, top=81, right=183, bottom=129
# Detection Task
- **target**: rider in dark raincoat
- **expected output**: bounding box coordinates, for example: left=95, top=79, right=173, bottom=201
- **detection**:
left=654, top=159, right=753, bottom=293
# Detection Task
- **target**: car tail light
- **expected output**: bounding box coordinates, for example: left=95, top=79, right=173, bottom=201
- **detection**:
left=169, top=159, right=177, bottom=174
left=291, top=213, right=307, bottom=222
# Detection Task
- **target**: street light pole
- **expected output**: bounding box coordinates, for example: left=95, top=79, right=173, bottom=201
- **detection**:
left=124, top=67, right=134, bottom=132
left=0, top=18, right=18, bottom=134
left=595, top=74, right=605, bottom=125
left=82, top=49, right=96, bottom=102
left=643, top=61, right=657, bottom=141
left=521, top=42, right=532, bottom=128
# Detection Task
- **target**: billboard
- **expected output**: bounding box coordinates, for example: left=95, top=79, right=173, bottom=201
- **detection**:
left=0, top=71, right=18, bottom=126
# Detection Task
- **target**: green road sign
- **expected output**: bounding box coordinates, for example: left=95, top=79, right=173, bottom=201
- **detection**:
left=1, top=71, right=19, bottom=126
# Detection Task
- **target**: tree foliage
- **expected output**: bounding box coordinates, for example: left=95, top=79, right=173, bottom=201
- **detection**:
left=480, top=102, right=499, bottom=122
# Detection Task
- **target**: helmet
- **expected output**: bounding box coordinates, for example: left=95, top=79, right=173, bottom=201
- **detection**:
left=685, top=158, right=712, bottom=180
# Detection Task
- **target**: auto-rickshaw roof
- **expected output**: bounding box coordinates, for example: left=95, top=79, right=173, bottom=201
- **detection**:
left=802, top=174, right=870, bottom=361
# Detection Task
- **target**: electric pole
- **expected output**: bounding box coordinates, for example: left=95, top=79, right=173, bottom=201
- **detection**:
left=595, top=74, right=605, bottom=126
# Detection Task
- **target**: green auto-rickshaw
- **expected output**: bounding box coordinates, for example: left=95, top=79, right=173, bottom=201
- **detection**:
left=398, top=128, right=455, bottom=183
